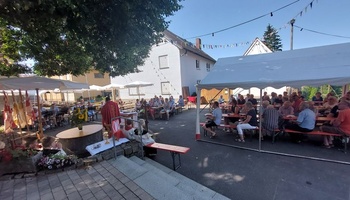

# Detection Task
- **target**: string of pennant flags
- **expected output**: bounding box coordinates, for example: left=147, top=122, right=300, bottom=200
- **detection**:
left=151, top=60, right=181, bottom=96
left=159, top=0, right=320, bottom=50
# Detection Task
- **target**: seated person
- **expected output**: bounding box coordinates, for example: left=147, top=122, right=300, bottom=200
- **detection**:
left=274, top=94, right=284, bottom=106
left=224, top=98, right=240, bottom=133
left=320, top=99, right=350, bottom=148
left=177, top=95, right=185, bottom=107
left=49, top=103, right=60, bottom=127
left=259, top=100, right=270, bottom=115
left=235, top=102, right=258, bottom=143
left=285, top=101, right=315, bottom=143
left=41, top=136, right=66, bottom=156
left=135, top=99, right=142, bottom=112
left=202, top=101, right=222, bottom=138
left=291, top=95, right=302, bottom=115
left=147, top=98, right=156, bottom=120
left=248, top=94, right=258, bottom=106
left=312, top=92, right=323, bottom=105
left=161, top=98, right=172, bottom=120
left=262, top=105, right=281, bottom=138
left=321, top=96, right=338, bottom=115
left=134, top=119, right=156, bottom=156
left=118, top=99, right=124, bottom=106
left=169, top=96, right=176, bottom=114
left=218, top=95, right=225, bottom=105
left=278, top=101, right=294, bottom=116
left=237, top=94, right=246, bottom=105
left=87, top=102, right=96, bottom=121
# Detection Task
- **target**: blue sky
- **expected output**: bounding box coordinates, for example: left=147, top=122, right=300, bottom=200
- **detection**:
left=166, top=0, right=350, bottom=60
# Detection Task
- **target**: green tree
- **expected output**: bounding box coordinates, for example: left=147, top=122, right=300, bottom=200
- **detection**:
left=0, top=0, right=183, bottom=77
left=262, top=24, right=282, bottom=52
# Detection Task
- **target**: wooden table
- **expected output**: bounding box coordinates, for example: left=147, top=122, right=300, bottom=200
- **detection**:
left=283, top=115, right=334, bottom=122
left=222, top=113, right=245, bottom=118
left=56, top=124, right=103, bottom=156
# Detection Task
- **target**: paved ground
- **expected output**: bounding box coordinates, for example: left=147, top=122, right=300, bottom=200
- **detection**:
left=2, top=107, right=350, bottom=200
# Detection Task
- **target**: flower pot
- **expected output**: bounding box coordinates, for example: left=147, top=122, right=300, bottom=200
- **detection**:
left=77, top=124, right=83, bottom=130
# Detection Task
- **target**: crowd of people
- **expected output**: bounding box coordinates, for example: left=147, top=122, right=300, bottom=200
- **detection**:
left=203, top=91, right=350, bottom=147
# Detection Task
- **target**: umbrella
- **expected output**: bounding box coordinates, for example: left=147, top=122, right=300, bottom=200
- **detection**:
left=0, top=76, right=89, bottom=138
left=101, top=83, right=124, bottom=101
left=0, top=76, right=89, bottom=90
left=124, top=81, right=153, bottom=99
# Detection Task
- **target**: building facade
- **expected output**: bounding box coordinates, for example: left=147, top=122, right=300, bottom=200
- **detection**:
left=111, top=30, right=216, bottom=101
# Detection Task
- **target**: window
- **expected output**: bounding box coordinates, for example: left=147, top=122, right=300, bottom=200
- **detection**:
left=206, top=63, right=210, bottom=72
left=159, top=55, right=169, bottom=69
left=196, top=60, right=200, bottom=70
left=94, top=73, right=104, bottom=78
left=161, top=82, right=171, bottom=95
left=128, top=88, right=145, bottom=96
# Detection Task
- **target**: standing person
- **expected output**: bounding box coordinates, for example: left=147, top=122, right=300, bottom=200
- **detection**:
left=101, top=96, right=121, bottom=135
left=202, top=101, right=222, bottom=138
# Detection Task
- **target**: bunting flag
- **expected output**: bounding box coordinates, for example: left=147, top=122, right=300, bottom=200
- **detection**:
left=3, top=91, right=16, bottom=133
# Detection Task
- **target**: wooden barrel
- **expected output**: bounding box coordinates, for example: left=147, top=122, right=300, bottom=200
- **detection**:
left=56, top=124, right=103, bottom=156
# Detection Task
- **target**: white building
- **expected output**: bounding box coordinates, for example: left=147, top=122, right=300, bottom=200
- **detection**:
left=111, top=30, right=216, bottom=100
left=232, top=38, right=286, bottom=97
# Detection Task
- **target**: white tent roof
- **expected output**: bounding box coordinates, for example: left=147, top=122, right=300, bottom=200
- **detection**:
left=198, top=42, right=350, bottom=90
left=0, top=76, right=89, bottom=90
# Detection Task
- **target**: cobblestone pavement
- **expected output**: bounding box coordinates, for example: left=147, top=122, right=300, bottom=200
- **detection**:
left=0, top=159, right=154, bottom=200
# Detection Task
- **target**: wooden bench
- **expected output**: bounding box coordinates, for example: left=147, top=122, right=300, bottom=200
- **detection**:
left=146, top=142, right=190, bottom=170
left=284, top=129, right=341, bottom=137
left=284, top=129, right=349, bottom=152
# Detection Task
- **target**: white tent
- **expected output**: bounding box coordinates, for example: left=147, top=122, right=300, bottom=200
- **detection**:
left=195, top=42, right=350, bottom=141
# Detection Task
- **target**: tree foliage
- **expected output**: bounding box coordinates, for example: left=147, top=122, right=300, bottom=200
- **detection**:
left=0, top=0, right=183, bottom=77
left=262, top=24, right=282, bottom=52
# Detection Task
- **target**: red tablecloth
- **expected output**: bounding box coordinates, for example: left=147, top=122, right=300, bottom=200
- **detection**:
left=187, top=96, right=197, bottom=103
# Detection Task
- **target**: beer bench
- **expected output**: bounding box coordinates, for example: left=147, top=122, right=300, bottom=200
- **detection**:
left=146, top=143, right=190, bottom=170
left=284, top=129, right=349, bottom=153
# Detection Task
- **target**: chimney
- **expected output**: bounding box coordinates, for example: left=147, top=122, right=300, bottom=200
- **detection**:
left=196, top=38, right=201, bottom=50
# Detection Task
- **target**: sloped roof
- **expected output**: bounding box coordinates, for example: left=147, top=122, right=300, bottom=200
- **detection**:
left=163, top=30, right=216, bottom=62
left=198, top=42, right=350, bottom=90
left=243, top=37, right=272, bottom=56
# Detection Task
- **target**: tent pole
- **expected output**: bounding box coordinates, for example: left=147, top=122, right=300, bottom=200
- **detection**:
left=36, top=89, right=44, bottom=139
left=258, top=89, right=262, bottom=151
left=195, top=86, right=201, bottom=140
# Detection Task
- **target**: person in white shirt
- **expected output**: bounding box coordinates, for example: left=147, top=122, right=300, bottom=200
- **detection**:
left=202, top=101, right=222, bottom=138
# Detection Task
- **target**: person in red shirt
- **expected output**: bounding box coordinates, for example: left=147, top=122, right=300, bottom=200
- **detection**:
left=320, top=98, right=350, bottom=148
left=101, top=96, right=121, bottom=135
left=291, top=95, right=302, bottom=115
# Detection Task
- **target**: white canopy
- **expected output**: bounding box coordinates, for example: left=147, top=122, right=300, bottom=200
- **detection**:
left=124, top=81, right=153, bottom=88
left=198, top=42, right=350, bottom=90
left=0, top=76, right=89, bottom=90
left=102, top=83, right=124, bottom=90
